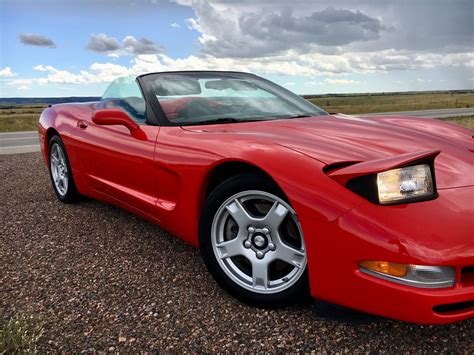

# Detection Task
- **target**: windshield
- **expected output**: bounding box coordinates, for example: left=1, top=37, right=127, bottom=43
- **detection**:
left=140, top=72, right=327, bottom=125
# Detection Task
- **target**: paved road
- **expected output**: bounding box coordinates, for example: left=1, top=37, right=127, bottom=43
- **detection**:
left=1, top=108, right=472, bottom=155
left=0, top=130, right=40, bottom=155
left=361, top=107, right=474, bottom=118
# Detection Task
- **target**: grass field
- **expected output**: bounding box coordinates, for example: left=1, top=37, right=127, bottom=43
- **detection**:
left=1, top=92, right=473, bottom=132
left=0, top=105, right=46, bottom=132
left=307, top=92, right=474, bottom=114
left=440, top=115, right=474, bottom=129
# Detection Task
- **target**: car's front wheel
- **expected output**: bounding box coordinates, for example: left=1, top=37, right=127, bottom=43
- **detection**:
left=48, top=135, right=79, bottom=203
left=200, top=173, right=309, bottom=308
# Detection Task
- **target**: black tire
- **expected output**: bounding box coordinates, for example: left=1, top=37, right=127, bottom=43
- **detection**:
left=199, top=173, right=310, bottom=308
left=48, top=135, right=79, bottom=203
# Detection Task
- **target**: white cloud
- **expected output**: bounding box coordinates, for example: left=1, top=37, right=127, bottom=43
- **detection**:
left=122, top=36, right=164, bottom=55
left=19, top=33, right=56, bottom=48
left=171, top=22, right=181, bottom=28
left=185, top=17, right=201, bottom=31
left=305, top=81, right=322, bottom=86
left=5, top=78, right=33, bottom=91
left=284, top=82, right=295, bottom=86
left=85, top=33, right=164, bottom=57
left=324, top=78, right=359, bottom=85
left=0, top=67, right=17, bottom=77
left=20, top=46, right=474, bottom=90
left=86, top=33, right=120, bottom=53
left=33, top=64, right=53, bottom=72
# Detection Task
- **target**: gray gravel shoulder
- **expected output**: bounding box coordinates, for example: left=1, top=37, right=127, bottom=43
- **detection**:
left=1, top=153, right=472, bottom=352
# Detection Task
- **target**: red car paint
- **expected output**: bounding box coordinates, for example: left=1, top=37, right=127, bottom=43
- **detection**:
left=38, top=101, right=474, bottom=324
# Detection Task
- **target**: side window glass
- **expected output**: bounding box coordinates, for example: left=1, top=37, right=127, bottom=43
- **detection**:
left=100, top=76, right=146, bottom=122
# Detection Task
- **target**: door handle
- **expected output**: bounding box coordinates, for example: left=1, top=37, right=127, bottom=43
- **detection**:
left=77, top=120, right=88, bottom=129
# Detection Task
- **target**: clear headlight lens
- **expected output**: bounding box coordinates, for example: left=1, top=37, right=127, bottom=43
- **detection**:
left=377, top=164, right=434, bottom=204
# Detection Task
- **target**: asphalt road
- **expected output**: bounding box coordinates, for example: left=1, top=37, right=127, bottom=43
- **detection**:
left=361, top=107, right=474, bottom=118
left=1, top=108, right=473, bottom=155
left=1, top=152, right=473, bottom=352
left=0, top=130, right=40, bottom=155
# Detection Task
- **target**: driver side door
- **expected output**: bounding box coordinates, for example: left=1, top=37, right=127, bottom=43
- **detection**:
left=78, top=77, right=160, bottom=218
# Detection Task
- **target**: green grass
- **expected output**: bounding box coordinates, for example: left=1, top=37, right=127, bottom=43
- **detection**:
left=0, top=313, right=44, bottom=354
left=0, top=106, right=45, bottom=132
left=440, top=115, right=474, bottom=130
left=308, top=92, right=474, bottom=114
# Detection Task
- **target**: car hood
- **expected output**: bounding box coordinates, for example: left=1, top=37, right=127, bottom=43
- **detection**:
left=183, top=114, right=474, bottom=189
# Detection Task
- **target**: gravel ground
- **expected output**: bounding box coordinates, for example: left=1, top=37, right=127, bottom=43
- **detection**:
left=1, top=152, right=473, bottom=352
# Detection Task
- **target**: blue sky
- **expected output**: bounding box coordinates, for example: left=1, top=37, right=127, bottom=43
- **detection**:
left=1, top=0, right=473, bottom=97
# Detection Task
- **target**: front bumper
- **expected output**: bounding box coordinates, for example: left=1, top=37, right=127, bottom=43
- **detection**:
left=300, top=185, right=474, bottom=324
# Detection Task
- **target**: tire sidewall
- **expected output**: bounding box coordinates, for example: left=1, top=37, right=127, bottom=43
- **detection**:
left=199, top=173, right=309, bottom=308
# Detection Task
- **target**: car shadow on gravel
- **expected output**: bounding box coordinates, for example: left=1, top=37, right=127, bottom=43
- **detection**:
left=309, top=300, right=382, bottom=325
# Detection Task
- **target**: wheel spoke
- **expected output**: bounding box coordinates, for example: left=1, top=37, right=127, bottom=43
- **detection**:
left=252, top=259, right=269, bottom=289
left=226, top=199, right=254, bottom=227
left=263, top=201, right=288, bottom=230
left=215, top=238, right=245, bottom=259
left=62, top=176, right=68, bottom=191
left=274, top=235, right=305, bottom=268
left=58, top=147, right=65, bottom=163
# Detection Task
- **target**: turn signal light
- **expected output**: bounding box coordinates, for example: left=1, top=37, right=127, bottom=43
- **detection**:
left=359, top=261, right=407, bottom=277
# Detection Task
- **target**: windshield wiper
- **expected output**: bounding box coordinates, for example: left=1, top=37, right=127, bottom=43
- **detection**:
left=181, top=117, right=240, bottom=126
left=181, top=117, right=265, bottom=126
left=286, top=114, right=312, bottom=119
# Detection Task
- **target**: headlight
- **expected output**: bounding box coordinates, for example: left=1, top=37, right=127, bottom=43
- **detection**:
left=377, top=164, right=435, bottom=204
left=359, top=261, right=455, bottom=288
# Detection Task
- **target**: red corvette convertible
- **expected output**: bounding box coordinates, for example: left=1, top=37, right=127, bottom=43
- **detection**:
left=38, top=71, right=473, bottom=324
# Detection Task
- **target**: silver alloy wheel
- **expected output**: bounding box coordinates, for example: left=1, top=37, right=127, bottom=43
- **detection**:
left=50, top=143, right=68, bottom=197
left=211, top=190, right=307, bottom=294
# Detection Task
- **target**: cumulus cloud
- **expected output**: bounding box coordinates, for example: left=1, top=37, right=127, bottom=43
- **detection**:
left=122, top=36, right=164, bottom=55
left=324, top=78, right=359, bottom=85
left=33, top=64, right=51, bottom=72
left=86, top=33, right=164, bottom=56
left=5, top=78, right=33, bottom=91
left=86, top=33, right=121, bottom=53
left=0, top=67, right=17, bottom=77
left=10, top=0, right=473, bottom=93
left=177, top=0, right=473, bottom=65
left=183, top=2, right=388, bottom=58
left=19, top=33, right=56, bottom=48
left=305, top=81, right=322, bottom=86
left=24, top=47, right=474, bottom=89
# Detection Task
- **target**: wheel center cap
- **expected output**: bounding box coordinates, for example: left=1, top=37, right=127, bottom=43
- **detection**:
left=252, top=234, right=267, bottom=249
left=245, top=226, right=275, bottom=257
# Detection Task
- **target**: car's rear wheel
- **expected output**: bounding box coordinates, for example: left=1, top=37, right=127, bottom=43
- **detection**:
left=48, top=135, right=79, bottom=203
left=200, top=173, right=309, bottom=308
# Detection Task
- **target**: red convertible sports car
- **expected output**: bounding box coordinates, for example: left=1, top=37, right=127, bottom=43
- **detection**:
left=38, top=71, right=473, bottom=324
